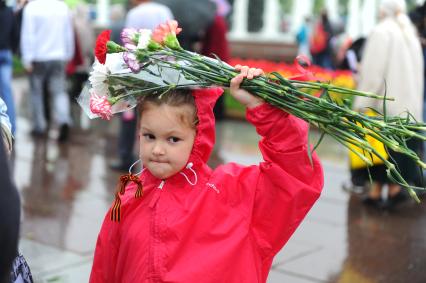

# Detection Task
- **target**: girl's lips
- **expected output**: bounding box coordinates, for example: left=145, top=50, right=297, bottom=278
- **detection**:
left=150, top=160, right=168, bottom=163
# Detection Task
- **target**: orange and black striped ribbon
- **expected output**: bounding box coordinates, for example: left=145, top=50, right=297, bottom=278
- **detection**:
left=110, top=173, right=144, bottom=222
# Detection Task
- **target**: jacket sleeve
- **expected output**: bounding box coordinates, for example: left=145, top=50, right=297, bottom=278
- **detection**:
left=246, top=103, right=324, bottom=258
left=89, top=212, right=119, bottom=283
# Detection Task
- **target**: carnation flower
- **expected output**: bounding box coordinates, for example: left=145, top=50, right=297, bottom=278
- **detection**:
left=152, top=20, right=182, bottom=49
left=137, top=29, right=153, bottom=50
left=89, top=60, right=109, bottom=95
left=89, top=54, right=127, bottom=95
left=105, top=53, right=126, bottom=73
left=95, top=30, right=111, bottom=64
left=123, top=52, right=140, bottom=72
left=90, top=93, right=112, bottom=120
left=121, top=28, right=138, bottom=50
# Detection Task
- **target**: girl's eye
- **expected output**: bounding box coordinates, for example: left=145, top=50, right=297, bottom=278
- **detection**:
left=168, top=137, right=181, bottom=143
left=143, top=134, right=155, bottom=140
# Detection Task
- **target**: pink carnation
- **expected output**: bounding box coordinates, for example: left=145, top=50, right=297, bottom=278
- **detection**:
left=123, top=52, right=140, bottom=72
left=121, top=28, right=138, bottom=50
left=90, top=93, right=113, bottom=120
left=152, top=20, right=182, bottom=45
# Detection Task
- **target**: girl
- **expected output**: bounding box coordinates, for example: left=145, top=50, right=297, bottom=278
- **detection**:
left=90, top=66, right=324, bottom=283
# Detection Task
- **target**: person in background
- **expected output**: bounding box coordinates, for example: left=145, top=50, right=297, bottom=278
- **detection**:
left=336, top=36, right=370, bottom=195
left=201, top=0, right=231, bottom=121
left=0, top=98, right=33, bottom=283
left=199, top=0, right=231, bottom=168
left=20, top=0, right=75, bottom=142
left=155, top=0, right=215, bottom=52
left=109, top=0, right=173, bottom=171
left=0, top=97, right=12, bottom=155
left=126, top=0, right=172, bottom=31
left=0, top=0, right=18, bottom=137
left=354, top=0, right=424, bottom=209
left=12, top=0, right=28, bottom=57
left=409, top=3, right=426, bottom=171
left=0, top=98, right=18, bottom=283
left=296, top=16, right=312, bottom=59
left=310, top=9, right=334, bottom=69
left=109, top=4, right=126, bottom=44
left=0, top=128, right=20, bottom=283
left=67, top=2, right=95, bottom=102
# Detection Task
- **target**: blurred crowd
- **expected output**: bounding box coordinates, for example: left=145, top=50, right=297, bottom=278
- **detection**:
left=296, top=0, right=426, bottom=210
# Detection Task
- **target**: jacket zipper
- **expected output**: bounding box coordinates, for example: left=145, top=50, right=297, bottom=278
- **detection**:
left=148, top=180, right=165, bottom=282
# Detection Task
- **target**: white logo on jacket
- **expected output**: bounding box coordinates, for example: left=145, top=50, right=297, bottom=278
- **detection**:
left=206, top=183, right=220, bottom=194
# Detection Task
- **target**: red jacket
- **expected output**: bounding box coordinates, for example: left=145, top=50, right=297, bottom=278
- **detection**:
left=90, top=88, right=324, bottom=283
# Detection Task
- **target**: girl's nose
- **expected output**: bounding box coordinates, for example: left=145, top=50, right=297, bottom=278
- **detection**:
left=152, top=143, right=165, bottom=155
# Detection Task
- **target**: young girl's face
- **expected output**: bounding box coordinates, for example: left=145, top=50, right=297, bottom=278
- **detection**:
left=139, top=103, right=196, bottom=179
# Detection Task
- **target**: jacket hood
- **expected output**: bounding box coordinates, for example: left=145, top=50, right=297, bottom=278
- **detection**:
left=188, top=87, right=223, bottom=166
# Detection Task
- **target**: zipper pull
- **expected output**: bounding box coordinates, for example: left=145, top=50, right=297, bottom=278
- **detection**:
left=158, top=180, right=165, bottom=189
left=149, top=180, right=165, bottom=208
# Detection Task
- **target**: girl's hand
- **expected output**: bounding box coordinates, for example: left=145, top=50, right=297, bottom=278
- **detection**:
left=230, top=65, right=264, bottom=109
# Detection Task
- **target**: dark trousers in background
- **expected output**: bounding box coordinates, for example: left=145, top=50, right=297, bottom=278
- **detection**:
left=118, top=112, right=137, bottom=169
left=29, top=61, right=71, bottom=132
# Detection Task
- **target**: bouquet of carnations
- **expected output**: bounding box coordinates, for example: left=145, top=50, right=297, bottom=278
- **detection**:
left=79, top=20, right=426, bottom=201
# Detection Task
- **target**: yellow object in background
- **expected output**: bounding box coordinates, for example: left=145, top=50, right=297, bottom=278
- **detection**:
left=348, top=110, right=389, bottom=169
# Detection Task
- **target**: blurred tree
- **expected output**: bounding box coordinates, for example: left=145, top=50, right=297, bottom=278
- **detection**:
left=313, top=0, right=325, bottom=15
left=278, top=0, right=293, bottom=14
left=338, top=0, right=349, bottom=15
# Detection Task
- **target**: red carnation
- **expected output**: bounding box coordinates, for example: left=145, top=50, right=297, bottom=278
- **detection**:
left=95, top=30, right=111, bottom=64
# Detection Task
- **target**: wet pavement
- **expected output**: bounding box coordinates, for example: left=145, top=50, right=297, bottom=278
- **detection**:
left=10, top=77, right=426, bottom=283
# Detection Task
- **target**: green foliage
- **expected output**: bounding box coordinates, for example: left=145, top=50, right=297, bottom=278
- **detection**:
left=313, top=0, right=325, bottom=15
left=338, top=0, right=349, bottom=15
left=278, top=0, right=293, bottom=14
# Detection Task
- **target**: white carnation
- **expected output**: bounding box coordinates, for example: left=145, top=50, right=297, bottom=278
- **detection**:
left=89, top=60, right=109, bottom=95
left=137, top=29, right=152, bottom=50
left=105, top=53, right=126, bottom=74
left=89, top=53, right=128, bottom=95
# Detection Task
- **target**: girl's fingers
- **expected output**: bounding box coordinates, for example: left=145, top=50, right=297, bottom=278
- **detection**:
left=233, top=65, right=264, bottom=79
left=240, top=66, right=249, bottom=77
left=247, top=68, right=259, bottom=79
left=254, top=68, right=263, bottom=76
left=247, top=68, right=254, bottom=79
left=230, top=73, right=244, bottom=90
left=248, top=68, right=264, bottom=79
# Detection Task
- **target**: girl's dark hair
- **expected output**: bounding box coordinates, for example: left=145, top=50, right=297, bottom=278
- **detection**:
left=137, top=89, right=198, bottom=127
